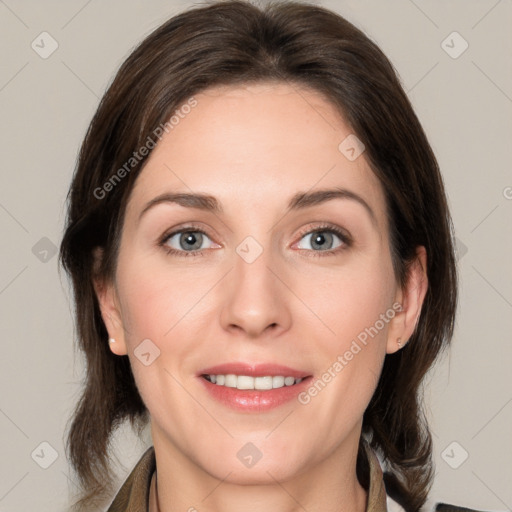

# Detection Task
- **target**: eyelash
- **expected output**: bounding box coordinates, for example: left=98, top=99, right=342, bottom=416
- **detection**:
left=295, top=223, right=352, bottom=258
left=158, top=222, right=352, bottom=258
left=159, top=223, right=208, bottom=258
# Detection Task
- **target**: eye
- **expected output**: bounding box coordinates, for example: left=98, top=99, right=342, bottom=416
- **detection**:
left=160, top=227, right=218, bottom=256
left=294, top=224, right=351, bottom=255
left=159, top=223, right=351, bottom=258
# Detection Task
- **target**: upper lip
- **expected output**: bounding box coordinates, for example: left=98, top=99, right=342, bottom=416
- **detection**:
left=198, top=363, right=311, bottom=379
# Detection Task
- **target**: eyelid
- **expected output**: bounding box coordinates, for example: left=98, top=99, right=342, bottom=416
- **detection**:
left=159, top=222, right=217, bottom=244
left=158, top=223, right=221, bottom=258
left=293, top=222, right=352, bottom=247
left=158, top=221, right=352, bottom=257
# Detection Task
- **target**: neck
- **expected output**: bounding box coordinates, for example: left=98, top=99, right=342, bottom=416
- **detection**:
left=149, top=423, right=368, bottom=512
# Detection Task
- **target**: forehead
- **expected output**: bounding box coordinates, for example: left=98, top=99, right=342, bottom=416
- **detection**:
left=126, top=81, right=387, bottom=229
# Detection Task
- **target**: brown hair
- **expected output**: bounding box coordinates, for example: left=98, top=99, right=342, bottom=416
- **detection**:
left=59, top=1, right=458, bottom=510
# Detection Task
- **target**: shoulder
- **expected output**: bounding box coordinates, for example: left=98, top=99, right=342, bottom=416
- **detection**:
left=387, top=494, right=490, bottom=512
left=433, top=504, right=490, bottom=512
left=107, top=446, right=156, bottom=512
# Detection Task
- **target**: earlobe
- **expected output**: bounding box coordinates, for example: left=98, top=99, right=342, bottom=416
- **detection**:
left=107, top=338, right=126, bottom=356
left=386, top=246, right=428, bottom=354
left=92, top=247, right=128, bottom=356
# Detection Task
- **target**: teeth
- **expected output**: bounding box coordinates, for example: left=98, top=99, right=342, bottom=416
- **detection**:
left=284, top=376, right=295, bottom=386
left=272, top=376, right=284, bottom=388
left=225, top=374, right=237, bottom=387
left=205, top=374, right=304, bottom=390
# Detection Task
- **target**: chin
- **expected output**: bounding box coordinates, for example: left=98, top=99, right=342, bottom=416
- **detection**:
left=207, top=459, right=301, bottom=485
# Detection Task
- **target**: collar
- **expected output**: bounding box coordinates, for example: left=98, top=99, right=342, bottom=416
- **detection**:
left=106, top=440, right=387, bottom=512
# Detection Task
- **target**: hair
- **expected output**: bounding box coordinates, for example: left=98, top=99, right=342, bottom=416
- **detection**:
left=59, top=1, right=458, bottom=510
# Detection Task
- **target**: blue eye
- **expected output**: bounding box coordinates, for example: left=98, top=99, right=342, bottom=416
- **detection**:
left=159, top=223, right=351, bottom=258
left=161, top=228, right=215, bottom=256
left=297, top=230, right=344, bottom=252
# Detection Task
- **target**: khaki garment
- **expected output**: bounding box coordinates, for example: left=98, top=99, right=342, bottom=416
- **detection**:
left=106, top=440, right=386, bottom=512
left=105, top=441, right=482, bottom=512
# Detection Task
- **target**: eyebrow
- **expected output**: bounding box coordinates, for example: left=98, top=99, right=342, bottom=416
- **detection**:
left=138, top=187, right=377, bottom=226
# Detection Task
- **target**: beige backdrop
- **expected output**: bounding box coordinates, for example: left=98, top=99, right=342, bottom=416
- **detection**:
left=0, top=1, right=511, bottom=511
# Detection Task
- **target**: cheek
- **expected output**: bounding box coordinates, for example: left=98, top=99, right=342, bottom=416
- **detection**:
left=114, top=260, right=197, bottom=415
left=116, top=251, right=212, bottom=342
left=114, top=254, right=219, bottom=397
left=296, top=254, right=396, bottom=348
left=294, top=256, right=395, bottom=414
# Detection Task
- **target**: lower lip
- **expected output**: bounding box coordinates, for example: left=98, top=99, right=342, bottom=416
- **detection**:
left=198, top=376, right=312, bottom=412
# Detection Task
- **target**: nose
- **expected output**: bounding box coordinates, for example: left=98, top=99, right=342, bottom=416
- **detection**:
left=219, top=244, right=292, bottom=339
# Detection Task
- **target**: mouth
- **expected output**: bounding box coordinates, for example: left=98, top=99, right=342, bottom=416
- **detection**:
left=201, top=374, right=308, bottom=390
left=197, top=362, right=313, bottom=411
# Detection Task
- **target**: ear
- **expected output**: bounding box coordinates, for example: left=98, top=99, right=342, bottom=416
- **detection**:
left=92, top=247, right=128, bottom=356
left=386, top=246, right=428, bottom=354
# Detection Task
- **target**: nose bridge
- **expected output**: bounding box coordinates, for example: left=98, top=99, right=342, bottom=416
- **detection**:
left=219, top=235, right=291, bottom=336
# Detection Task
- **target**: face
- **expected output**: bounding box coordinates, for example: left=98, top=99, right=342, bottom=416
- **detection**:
left=97, top=81, right=425, bottom=484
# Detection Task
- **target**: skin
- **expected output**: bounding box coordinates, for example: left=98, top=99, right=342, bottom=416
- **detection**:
left=95, top=81, right=428, bottom=512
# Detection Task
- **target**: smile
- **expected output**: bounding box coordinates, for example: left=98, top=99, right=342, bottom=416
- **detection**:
left=199, top=374, right=313, bottom=412
left=202, top=374, right=304, bottom=390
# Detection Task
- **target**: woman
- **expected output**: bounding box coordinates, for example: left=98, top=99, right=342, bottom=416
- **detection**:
left=59, top=1, right=481, bottom=511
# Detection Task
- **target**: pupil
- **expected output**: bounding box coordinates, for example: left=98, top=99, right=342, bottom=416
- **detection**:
left=312, top=232, right=332, bottom=250
left=181, top=232, right=202, bottom=250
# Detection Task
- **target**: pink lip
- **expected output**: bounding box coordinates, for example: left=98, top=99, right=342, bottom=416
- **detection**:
left=198, top=362, right=310, bottom=379
left=197, top=362, right=313, bottom=412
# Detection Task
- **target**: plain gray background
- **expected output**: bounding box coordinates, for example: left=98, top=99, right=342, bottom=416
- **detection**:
left=0, top=1, right=511, bottom=511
